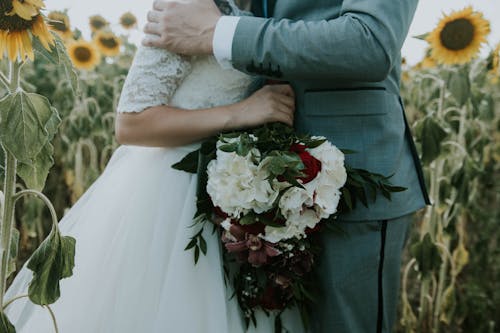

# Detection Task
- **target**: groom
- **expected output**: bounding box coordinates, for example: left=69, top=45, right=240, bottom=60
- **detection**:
left=144, top=0, right=429, bottom=331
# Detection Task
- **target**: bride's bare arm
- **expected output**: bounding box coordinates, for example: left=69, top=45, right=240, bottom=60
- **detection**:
left=115, top=84, right=295, bottom=147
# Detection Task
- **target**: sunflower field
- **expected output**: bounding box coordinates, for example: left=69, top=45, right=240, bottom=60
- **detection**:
left=0, top=3, right=499, bottom=333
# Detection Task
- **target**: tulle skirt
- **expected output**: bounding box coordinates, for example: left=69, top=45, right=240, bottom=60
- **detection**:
left=5, top=145, right=304, bottom=333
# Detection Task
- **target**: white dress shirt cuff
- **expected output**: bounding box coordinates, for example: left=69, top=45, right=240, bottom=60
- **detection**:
left=213, top=16, right=241, bottom=69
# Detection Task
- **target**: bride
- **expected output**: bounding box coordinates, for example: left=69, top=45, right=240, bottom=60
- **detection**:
left=5, top=1, right=304, bottom=332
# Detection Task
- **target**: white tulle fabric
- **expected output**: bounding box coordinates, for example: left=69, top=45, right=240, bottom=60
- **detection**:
left=5, top=39, right=304, bottom=333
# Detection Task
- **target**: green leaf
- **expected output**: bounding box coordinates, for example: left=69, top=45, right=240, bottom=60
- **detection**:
left=218, top=143, right=237, bottom=153
left=341, top=187, right=353, bottom=211
left=14, top=104, right=59, bottom=190
left=413, top=33, right=429, bottom=40
left=0, top=92, right=55, bottom=163
left=184, top=238, right=197, bottom=251
left=32, top=33, right=60, bottom=64
left=410, top=233, right=443, bottom=278
left=240, top=214, right=256, bottom=225
left=447, top=69, right=470, bottom=106
left=419, top=116, right=448, bottom=165
left=27, top=229, right=76, bottom=305
left=53, top=33, right=79, bottom=94
left=172, top=149, right=199, bottom=173
left=199, top=236, right=207, bottom=255
left=0, top=312, right=15, bottom=333
left=194, top=246, right=200, bottom=264
left=33, top=32, right=79, bottom=94
left=17, top=143, right=55, bottom=191
left=7, top=229, right=20, bottom=280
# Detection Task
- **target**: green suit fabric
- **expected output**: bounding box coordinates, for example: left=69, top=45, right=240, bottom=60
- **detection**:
left=232, top=0, right=429, bottom=221
left=230, top=1, right=428, bottom=332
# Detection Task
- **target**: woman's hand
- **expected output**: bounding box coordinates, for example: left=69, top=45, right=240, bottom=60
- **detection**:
left=115, top=84, right=295, bottom=148
left=228, top=84, right=296, bottom=129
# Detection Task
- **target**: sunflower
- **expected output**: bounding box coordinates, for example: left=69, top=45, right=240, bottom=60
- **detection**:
left=120, top=12, right=137, bottom=30
left=48, top=11, right=72, bottom=40
left=488, top=43, right=500, bottom=83
left=94, top=31, right=121, bottom=57
left=0, top=0, right=54, bottom=61
left=489, top=43, right=499, bottom=73
left=89, top=15, right=108, bottom=33
left=67, top=40, right=100, bottom=70
left=427, top=6, right=490, bottom=65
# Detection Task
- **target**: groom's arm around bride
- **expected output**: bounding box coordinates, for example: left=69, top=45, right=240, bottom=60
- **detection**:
left=144, top=0, right=430, bottom=332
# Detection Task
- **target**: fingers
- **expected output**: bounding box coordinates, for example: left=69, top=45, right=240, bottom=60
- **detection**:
left=274, top=94, right=295, bottom=110
left=142, top=34, right=162, bottom=48
left=269, top=84, right=295, bottom=98
left=275, top=106, right=294, bottom=126
left=143, top=22, right=162, bottom=36
left=147, top=10, right=162, bottom=23
left=153, top=0, right=169, bottom=11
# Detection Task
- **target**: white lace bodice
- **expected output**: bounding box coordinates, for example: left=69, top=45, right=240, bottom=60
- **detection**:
left=117, top=47, right=254, bottom=113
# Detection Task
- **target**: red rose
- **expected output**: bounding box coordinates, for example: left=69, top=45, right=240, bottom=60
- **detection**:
left=290, top=143, right=322, bottom=184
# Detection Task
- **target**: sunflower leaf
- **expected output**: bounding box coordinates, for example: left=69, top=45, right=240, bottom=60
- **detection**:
left=32, top=33, right=60, bottom=64
left=27, top=229, right=76, bottom=305
left=413, top=33, right=429, bottom=40
left=0, top=312, right=15, bottom=333
left=419, top=116, right=448, bottom=165
left=53, top=33, right=79, bottom=95
left=0, top=92, right=54, bottom=163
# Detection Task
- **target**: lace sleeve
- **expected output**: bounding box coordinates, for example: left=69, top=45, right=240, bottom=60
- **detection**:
left=116, top=45, right=192, bottom=113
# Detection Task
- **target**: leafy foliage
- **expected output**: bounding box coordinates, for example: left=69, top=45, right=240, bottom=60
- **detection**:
left=27, top=229, right=76, bottom=305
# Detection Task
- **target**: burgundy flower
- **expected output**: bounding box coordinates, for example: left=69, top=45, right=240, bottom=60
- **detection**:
left=260, top=285, right=286, bottom=311
left=290, top=143, right=322, bottom=184
left=223, top=224, right=280, bottom=267
left=213, top=206, right=229, bottom=219
left=274, top=275, right=292, bottom=289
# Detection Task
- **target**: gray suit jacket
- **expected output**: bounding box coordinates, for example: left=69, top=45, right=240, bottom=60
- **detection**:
left=231, top=0, right=430, bottom=221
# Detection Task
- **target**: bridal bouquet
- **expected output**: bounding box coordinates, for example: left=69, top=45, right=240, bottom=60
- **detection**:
left=173, top=124, right=404, bottom=328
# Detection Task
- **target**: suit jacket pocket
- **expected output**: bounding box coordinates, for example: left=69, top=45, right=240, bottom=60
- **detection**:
left=304, top=88, right=389, bottom=117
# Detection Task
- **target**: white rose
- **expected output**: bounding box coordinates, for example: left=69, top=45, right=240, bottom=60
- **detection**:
left=207, top=153, right=258, bottom=217
left=279, top=187, right=313, bottom=219
left=252, top=165, right=279, bottom=213
left=264, top=208, right=321, bottom=243
left=314, top=185, right=342, bottom=218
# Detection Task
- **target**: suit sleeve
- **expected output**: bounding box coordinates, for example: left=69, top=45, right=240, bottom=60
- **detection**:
left=231, top=0, right=418, bottom=82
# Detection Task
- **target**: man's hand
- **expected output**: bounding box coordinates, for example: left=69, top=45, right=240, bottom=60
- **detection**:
left=142, top=0, right=222, bottom=55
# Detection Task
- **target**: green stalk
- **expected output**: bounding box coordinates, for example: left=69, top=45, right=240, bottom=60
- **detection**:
left=0, top=60, right=22, bottom=309
left=0, top=150, right=18, bottom=304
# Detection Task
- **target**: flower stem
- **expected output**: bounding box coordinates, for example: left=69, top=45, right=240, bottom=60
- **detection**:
left=0, top=149, right=18, bottom=306
left=0, top=60, right=22, bottom=313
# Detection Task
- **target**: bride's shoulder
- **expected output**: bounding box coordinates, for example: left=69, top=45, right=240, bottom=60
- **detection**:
left=131, top=45, right=191, bottom=70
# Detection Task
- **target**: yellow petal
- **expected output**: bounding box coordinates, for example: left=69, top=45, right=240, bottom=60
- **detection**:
left=7, top=1, right=38, bottom=20
left=21, top=31, right=34, bottom=61
left=26, top=0, right=45, bottom=9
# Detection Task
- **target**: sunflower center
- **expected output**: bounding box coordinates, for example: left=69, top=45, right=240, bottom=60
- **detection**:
left=99, top=36, right=118, bottom=49
left=121, top=17, right=136, bottom=27
left=440, top=18, right=475, bottom=51
left=90, top=19, right=106, bottom=30
left=0, top=1, right=36, bottom=31
left=74, top=46, right=92, bottom=62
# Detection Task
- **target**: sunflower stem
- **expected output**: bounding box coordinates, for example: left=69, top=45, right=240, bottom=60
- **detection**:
left=0, top=149, right=18, bottom=308
left=0, top=72, right=9, bottom=90
left=0, top=59, right=24, bottom=316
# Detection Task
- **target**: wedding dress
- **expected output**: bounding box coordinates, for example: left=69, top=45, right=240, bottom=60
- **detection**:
left=5, top=3, right=305, bottom=333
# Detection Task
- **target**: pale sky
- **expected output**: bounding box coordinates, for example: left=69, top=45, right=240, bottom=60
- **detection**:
left=45, top=0, right=500, bottom=65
